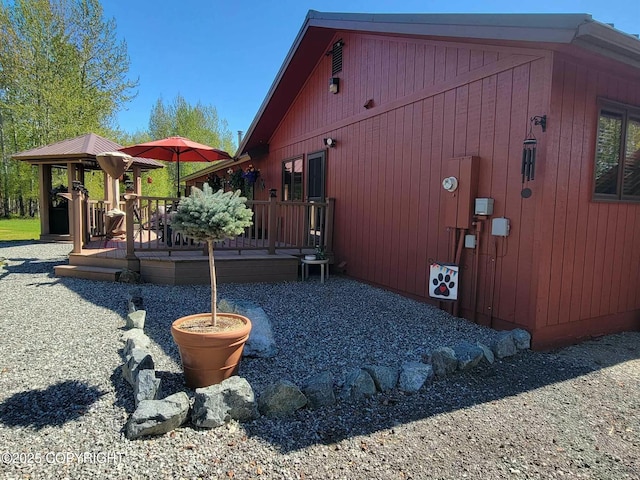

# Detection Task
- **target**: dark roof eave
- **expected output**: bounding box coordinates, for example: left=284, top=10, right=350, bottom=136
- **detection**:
left=15, top=154, right=164, bottom=171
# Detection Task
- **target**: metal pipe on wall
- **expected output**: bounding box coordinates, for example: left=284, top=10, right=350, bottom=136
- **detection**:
left=452, top=227, right=466, bottom=317
left=471, top=218, right=484, bottom=323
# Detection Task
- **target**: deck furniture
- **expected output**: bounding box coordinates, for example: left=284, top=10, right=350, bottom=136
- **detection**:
left=300, top=257, right=330, bottom=283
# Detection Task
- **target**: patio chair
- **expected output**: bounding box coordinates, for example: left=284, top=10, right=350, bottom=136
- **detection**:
left=139, top=205, right=167, bottom=243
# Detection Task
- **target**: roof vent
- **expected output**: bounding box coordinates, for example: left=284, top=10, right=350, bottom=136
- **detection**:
left=328, top=39, right=344, bottom=75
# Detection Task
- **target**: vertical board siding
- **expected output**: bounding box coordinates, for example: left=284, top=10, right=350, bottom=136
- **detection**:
left=259, top=31, right=639, bottom=344
left=538, top=54, right=640, bottom=332
left=496, top=63, right=530, bottom=323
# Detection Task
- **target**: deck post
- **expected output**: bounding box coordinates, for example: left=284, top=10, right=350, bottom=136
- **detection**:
left=268, top=194, right=277, bottom=255
left=71, top=188, right=83, bottom=254
left=325, top=198, right=335, bottom=253
left=125, top=194, right=137, bottom=259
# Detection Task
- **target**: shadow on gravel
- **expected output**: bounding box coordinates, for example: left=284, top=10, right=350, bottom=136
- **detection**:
left=0, top=257, right=66, bottom=281
left=0, top=241, right=67, bottom=281
left=244, top=343, right=640, bottom=453
left=0, top=380, right=106, bottom=430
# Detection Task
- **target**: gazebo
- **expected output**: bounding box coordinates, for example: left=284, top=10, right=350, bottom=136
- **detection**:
left=12, top=133, right=163, bottom=242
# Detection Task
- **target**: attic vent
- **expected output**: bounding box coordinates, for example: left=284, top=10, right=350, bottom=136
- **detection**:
left=331, top=40, right=344, bottom=75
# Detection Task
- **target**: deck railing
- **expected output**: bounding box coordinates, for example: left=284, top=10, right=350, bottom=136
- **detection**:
left=104, top=195, right=336, bottom=258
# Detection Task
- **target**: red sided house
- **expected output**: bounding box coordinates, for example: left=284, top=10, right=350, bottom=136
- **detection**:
left=187, top=12, right=640, bottom=349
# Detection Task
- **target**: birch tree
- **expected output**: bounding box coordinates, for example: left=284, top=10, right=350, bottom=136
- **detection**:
left=0, top=0, right=137, bottom=216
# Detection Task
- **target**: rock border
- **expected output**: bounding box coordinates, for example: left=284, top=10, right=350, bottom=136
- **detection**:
left=118, top=291, right=531, bottom=439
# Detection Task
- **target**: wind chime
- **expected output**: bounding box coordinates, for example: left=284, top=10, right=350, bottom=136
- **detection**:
left=521, top=115, right=546, bottom=198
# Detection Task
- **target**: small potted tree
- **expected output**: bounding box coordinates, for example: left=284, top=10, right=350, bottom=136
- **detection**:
left=169, top=184, right=254, bottom=388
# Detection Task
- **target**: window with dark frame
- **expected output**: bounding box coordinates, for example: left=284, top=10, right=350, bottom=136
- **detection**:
left=594, top=100, right=640, bottom=200
left=282, top=158, right=303, bottom=201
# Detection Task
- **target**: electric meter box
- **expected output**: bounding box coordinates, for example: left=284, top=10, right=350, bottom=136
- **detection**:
left=475, top=198, right=494, bottom=216
left=464, top=234, right=476, bottom=248
left=491, top=217, right=510, bottom=237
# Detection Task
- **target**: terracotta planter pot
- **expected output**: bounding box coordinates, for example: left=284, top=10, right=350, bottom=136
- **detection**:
left=171, top=313, right=252, bottom=389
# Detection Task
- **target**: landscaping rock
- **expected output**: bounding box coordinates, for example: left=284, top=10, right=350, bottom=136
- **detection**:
left=122, top=348, right=154, bottom=386
left=118, top=268, right=141, bottom=284
left=258, top=380, right=307, bottom=417
left=121, top=329, right=151, bottom=356
left=340, top=368, right=377, bottom=402
left=452, top=341, right=484, bottom=371
left=477, top=342, right=495, bottom=364
left=134, top=369, right=161, bottom=407
left=121, top=327, right=147, bottom=344
left=399, top=362, right=433, bottom=393
left=125, top=310, right=146, bottom=329
left=219, top=299, right=277, bottom=358
left=492, top=331, right=517, bottom=359
left=126, top=392, right=190, bottom=439
left=191, top=376, right=258, bottom=429
left=431, top=347, right=458, bottom=377
left=512, top=328, right=532, bottom=350
left=363, top=365, right=399, bottom=392
left=302, top=371, right=336, bottom=409
left=128, top=288, right=144, bottom=312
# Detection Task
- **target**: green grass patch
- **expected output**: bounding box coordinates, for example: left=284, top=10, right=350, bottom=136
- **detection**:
left=0, top=217, right=40, bottom=241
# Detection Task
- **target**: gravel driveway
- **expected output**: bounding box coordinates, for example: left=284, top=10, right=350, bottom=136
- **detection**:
left=0, top=241, right=638, bottom=479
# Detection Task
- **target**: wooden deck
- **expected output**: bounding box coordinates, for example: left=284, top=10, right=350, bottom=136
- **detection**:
left=55, top=237, right=314, bottom=284
left=56, top=195, right=334, bottom=284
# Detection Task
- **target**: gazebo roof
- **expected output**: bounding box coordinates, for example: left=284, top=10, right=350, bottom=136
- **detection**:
left=12, top=133, right=164, bottom=171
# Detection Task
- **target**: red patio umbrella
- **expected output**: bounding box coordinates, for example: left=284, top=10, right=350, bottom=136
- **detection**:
left=119, top=136, right=232, bottom=197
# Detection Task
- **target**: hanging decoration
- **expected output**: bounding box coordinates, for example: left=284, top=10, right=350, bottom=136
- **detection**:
left=242, top=164, right=260, bottom=184
left=429, top=263, right=459, bottom=301
left=521, top=115, right=546, bottom=198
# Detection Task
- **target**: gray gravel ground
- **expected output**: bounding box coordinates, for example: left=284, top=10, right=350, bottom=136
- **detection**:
left=0, top=241, right=638, bottom=479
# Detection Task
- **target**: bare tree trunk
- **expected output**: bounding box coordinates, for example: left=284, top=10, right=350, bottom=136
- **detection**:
left=208, top=239, right=217, bottom=327
left=0, top=115, right=10, bottom=219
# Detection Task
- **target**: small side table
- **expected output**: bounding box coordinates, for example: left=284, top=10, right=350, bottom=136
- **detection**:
left=300, top=258, right=330, bottom=283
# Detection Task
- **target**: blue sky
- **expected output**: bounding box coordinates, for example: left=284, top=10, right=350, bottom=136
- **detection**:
left=102, top=0, right=639, bottom=142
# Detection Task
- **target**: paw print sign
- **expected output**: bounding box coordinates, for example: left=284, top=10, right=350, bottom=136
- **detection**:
left=429, top=263, right=459, bottom=301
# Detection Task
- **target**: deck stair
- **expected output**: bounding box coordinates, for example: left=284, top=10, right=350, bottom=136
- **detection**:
left=55, top=264, right=122, bottom=282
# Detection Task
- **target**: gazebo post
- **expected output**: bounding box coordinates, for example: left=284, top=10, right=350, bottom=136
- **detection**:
left=103, top=171, right=111, bottom=207
left=125, top=194, right=137, bottom=259
left=67, top=162, right=76, bottom=241
left=38, top=164, right=52, bottom=237
left=133, top=165, right=142, bottom=195
left=71, top=187, right=83, bottom=254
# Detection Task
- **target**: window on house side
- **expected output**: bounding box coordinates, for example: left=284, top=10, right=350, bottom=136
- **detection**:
left=282, top=158, right=303, bottom=201
left=594, top=102, right=640, bottom=200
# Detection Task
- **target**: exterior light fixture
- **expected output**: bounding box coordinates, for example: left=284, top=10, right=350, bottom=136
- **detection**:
left=269, top=188, right=277, bottom=198
left=329, top=77, right=339, bottom=94
left=323, top=138, right=336, bottom=148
